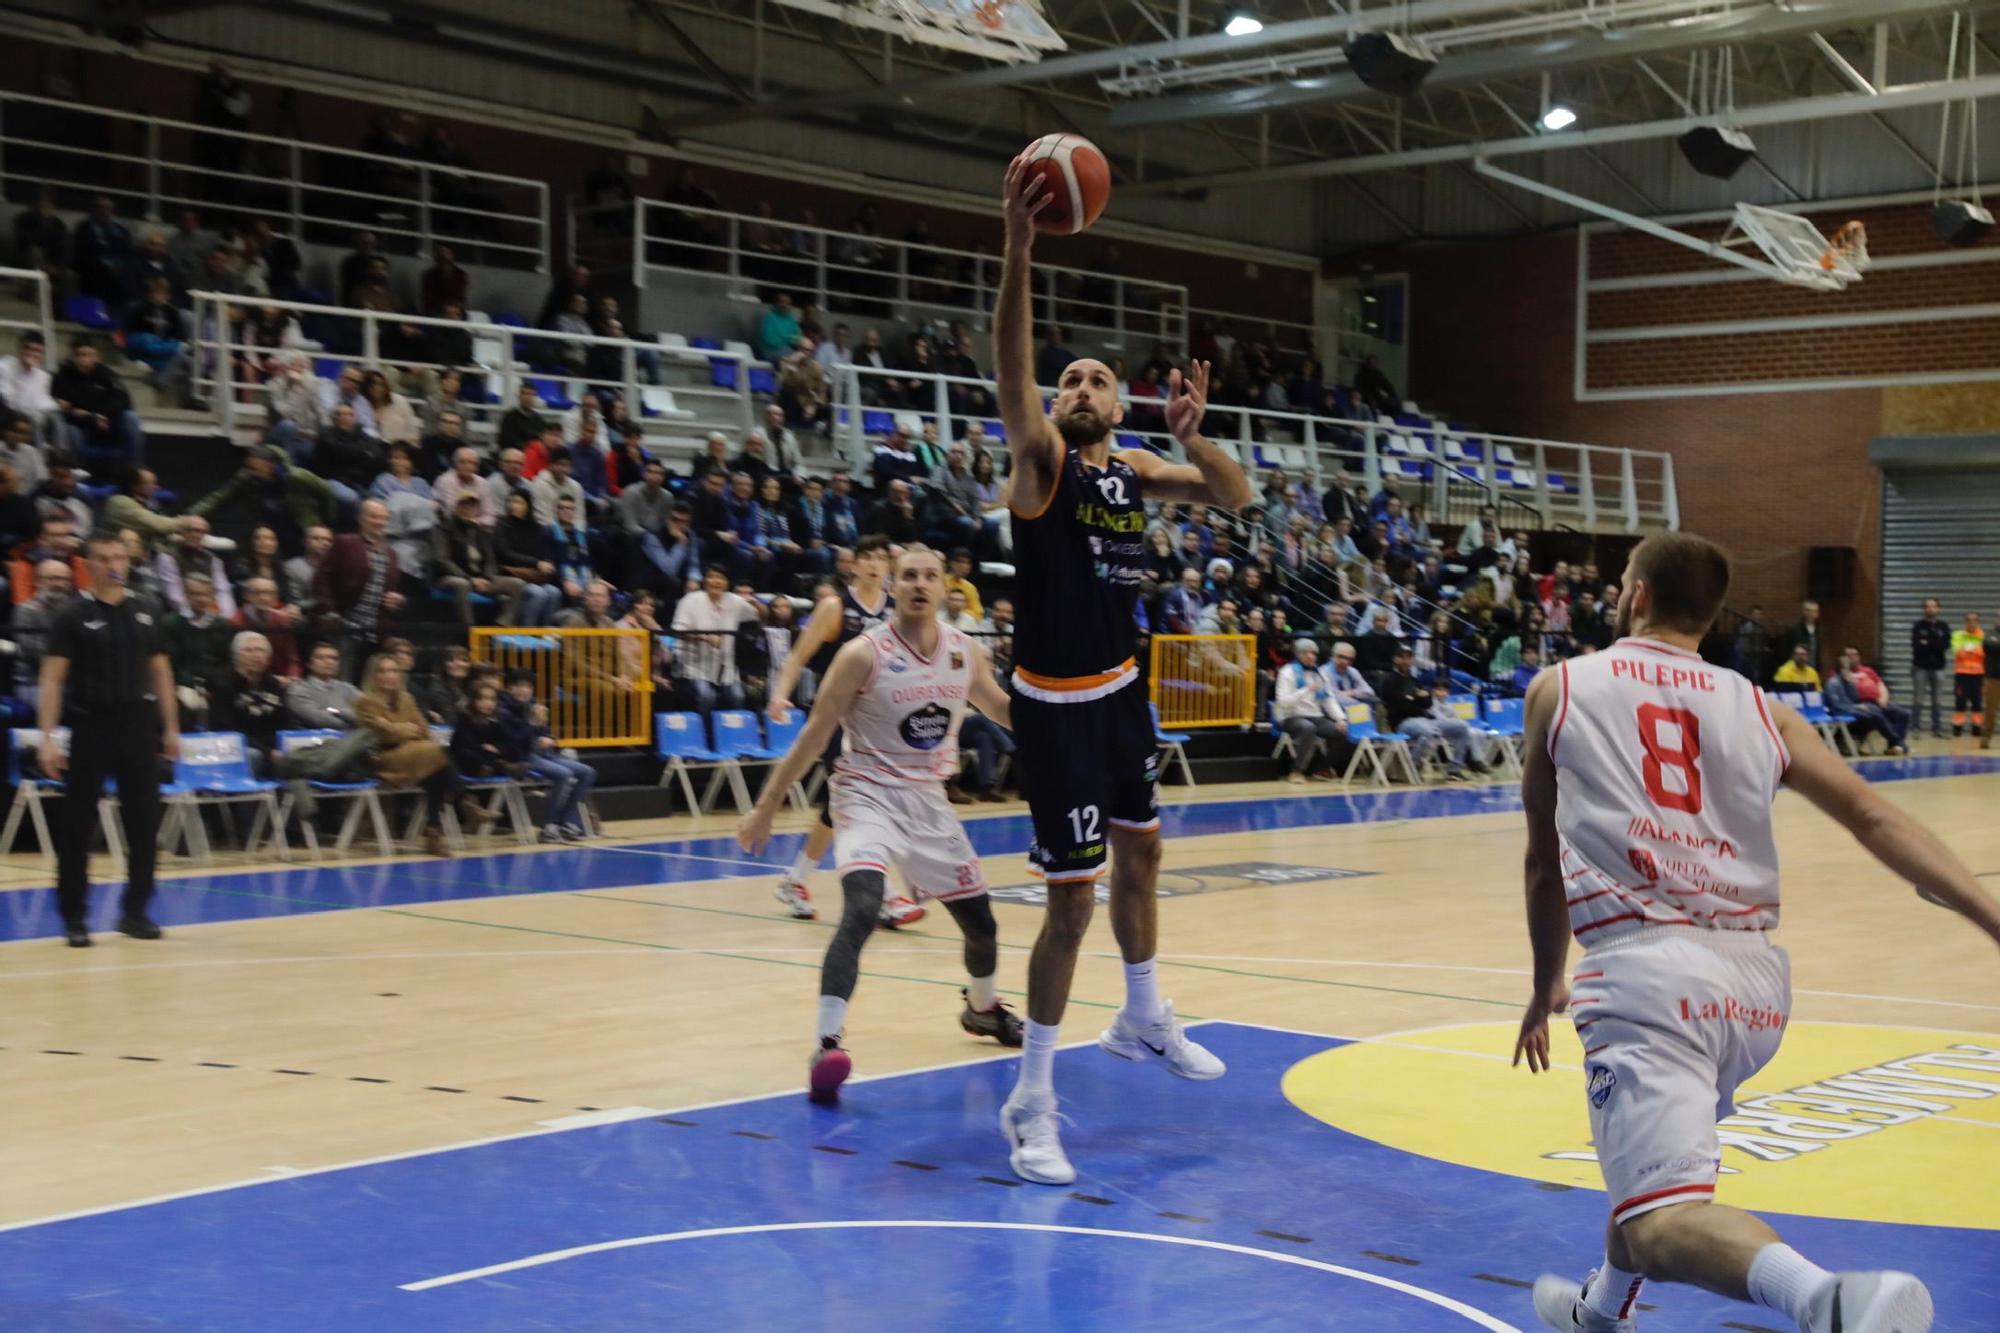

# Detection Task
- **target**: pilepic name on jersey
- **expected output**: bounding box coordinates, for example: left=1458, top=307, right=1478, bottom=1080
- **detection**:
left=1610, top=657, right=1717, bottom=692
left=890, top=681, right=967, bottom=706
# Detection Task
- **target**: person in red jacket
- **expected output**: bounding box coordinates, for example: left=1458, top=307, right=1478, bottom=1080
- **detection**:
left=312, top=498, right=403, bottom=674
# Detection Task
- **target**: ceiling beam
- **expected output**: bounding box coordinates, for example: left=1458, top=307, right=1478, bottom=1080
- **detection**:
left=1106, top=0, right=1974, bottom=128
left=659, top=0, right=1545, bottom=131
left=1124, top=71, right=2000, bottom=192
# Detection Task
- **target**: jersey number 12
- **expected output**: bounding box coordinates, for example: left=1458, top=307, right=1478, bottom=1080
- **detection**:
left=1636, top=704, right=1702, bottom=814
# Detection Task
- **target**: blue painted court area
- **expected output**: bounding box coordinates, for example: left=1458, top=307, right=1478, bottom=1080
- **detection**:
left=1, top=1024, right=1990, bottom=1331
left=5, top=755, right=1998, bottom=944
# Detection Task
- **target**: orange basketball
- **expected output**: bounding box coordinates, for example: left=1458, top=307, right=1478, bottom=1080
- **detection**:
left=1019, top=133, right=1111, bottom=235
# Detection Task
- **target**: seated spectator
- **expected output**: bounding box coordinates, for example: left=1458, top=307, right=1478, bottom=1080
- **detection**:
left=415, top=647, right=474, bottom=726
left=824, top=470, right=861, bottom=547
left=1351, top=606, right=1404, bottom=676
left=0, top=460, right=39, bottom=554
left=865, top=478, right=920, bottom=545
left=52, top=339, right=143, bottom=472
left=72, top=196, right=133, bottom=304
left=232, top=575, right=302, bottom=679
left=447, top=681, right=516, bottom=779
left=1274, top=639, right=1353, bottom=784
left=308, top=402, right=383, bottom=515
left=567, top=418, right=613, bottom=508
left=547, top=495, right=595, bottom=601
left=0, top=332, right=60, bottom=448
left=165, top=209, right=212, bottom=295
left=553, top=293, right=593, bottom=373
left=1507, top=642, right=1544, bottom=696
left=757, top=292, right=803, bottom=361
left=1380, top=648, right=1483, bottom=779
left=618, top=458, right=674, bottom=540
left=262, top=351, right=327, bottom=461
left=1354, top=353, right=1399, bottom=414
left=165, top=574, right=234, bottom=727
left=716, top=470, right=768, bottom=585
left=433, top=446, right=493, bottom=527
left=361, top=369, right=419, bottom=447
left=155, top=515, right=238, bottom=618
left=14, top=191, right=68, bottom=292
left=0, top=414, right=45, bottom=503
left=432, top=489, right=523, bottom=625
left=535, top=261, right=593, bottom=329
left=498, top=668, right=596, bottom=842
left=760, top=403, right=801, bottom=476
left=753, top=473, right=809, bottom=583
left=870, top=423, right=925, bottom=489
left=938, top=587, right=981, bottom=632
left=369, top=441, right=434, bottom=505
left=493, top=489, right=562, bottom=625
left=1323, top=641, right=1375, bottom=709
left=210, top=631, right=289, bottom=772
left=729, top=431, right=775, bottom=490
left=284, top=523, right=332, bottom=615
left=34, top=455, right=94, bottom=535
left=555, top=578, right=619, bottom=630
left=356, top=652, right=470, bottom=858
left=670, top=564, right=757, bottom=719
left=102, top=466, right=186, bottom=558
left=1826, top=646, right=1911, bottom=753
left=637, top=500, right=701, bottom=610
left=925, top=444, right=981, bottom=550
left=190, top=444, right=338, bottom=551
left=420, top=243, right=470, bottom=314
left=288, top=640, right=363, bottom=728
left=1162, top=567, right=1206, bottom=634
left=943, top=548, right=984, bottom=620
left=498, top=383, right=547, bottom=454
left=777, top=348, right=830, bottom=434
left=953, top=640, right=1016, bottom=805
left=485, top=447, right=532, bottom=520
left=530, top=447, right=585, bottom=526
left=689, top=432, right=732, bottom=487
left=1772, top=644, right=1821, bottom=689
left=12, top=556, right=75, bottom=708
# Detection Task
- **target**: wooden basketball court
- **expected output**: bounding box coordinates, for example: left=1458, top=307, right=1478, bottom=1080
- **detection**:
left=3, top=750, right=1996, bottom=1329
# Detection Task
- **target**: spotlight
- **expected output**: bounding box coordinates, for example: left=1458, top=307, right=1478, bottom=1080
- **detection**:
left=1222, top=10, right=1262, bottom=37
left=1540, top=106, right=1577, bottom=131
left=1932, top=200, right=1995, bottom=247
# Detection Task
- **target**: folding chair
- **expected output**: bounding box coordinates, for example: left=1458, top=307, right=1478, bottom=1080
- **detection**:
left=1149, top=702, right=1196, bottom=787
left=0, top=727, right=149, bottom=860
left=699, top=710, right=764, bottom=813
left=275, top=730, right=394, bottom=858
left=1451, top=693, right=1518, bottom=778
left=1794, top=691, right=1857, bottom=756
left=174, top=732, right=290, bottom=863
left=1340, top=703, right=1419, bottom=786
left=655, top=711, right=728, bottom=814
left=748, top=708, right=813, bottom=812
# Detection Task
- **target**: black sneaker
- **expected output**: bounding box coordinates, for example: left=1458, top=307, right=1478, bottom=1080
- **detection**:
left=64, top=922, right=91, bottom=948
left=116, top=914, right=163, bottom=941
left=960, top=990, right=1025, bottom=1047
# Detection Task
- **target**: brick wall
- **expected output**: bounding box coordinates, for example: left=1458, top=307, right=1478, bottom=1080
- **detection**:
left=1328, top=230, right=1886, bottom=656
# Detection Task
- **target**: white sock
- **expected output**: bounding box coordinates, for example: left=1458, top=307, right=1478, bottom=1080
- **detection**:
left=1581, top=1261, right=1645, bottom=1322
left=816, top=995, right=847, bottom=1042
left=1121, top=956, right=1164, bottom=1025
left=1013, top=1019, right=1059, bottom=1100
left=1747, top=1243, right=1835, bottom=1326
left=787, top=846, right=817, bottom=882
left=967, top=972, right=997, bottom=1011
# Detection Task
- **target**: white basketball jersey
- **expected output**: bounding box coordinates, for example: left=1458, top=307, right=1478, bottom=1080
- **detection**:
left=1549, top=636, right=1790, bottom=947
left=834, top=621, right=975, bottom=787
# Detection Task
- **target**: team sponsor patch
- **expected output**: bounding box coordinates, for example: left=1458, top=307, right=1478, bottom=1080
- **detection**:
left=1587, top=1064, right=1618, bottom=1108
left=898, top=703, right=952, bottom=750
left=949, top=649, right=964, bottom=670
left=885, top=656, right=908, bottom=674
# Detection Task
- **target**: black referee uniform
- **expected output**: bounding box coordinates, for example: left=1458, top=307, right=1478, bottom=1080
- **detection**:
left=45, top=590, right=172, bottom=936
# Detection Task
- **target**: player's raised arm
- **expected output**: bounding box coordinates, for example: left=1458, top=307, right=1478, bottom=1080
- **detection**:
left=739, top=637, right=874, bottom=854
left=1116, top=361, right=1253, bottom=510
left=1774, top=704, right=2000, bottom=947
left=965, top=639, right=1012, bottom=732
left=994, top=156, right=1064, bottom=518
left=767, top=592, right=844, bottom=722
left=1513, top=667, right=1572, bottom=1073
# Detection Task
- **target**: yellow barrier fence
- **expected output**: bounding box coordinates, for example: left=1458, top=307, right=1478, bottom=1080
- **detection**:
left=469, top=627, right=655, bottom=748
left=1149, top=634, right=1257, bottom=729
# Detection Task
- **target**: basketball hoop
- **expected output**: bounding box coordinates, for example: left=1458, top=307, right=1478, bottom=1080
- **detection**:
left=1819, top=220, right=1869, bottom=275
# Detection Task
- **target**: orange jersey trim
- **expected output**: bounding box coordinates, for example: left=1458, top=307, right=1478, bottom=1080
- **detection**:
left=1013, top=658, right=1137, bottom=694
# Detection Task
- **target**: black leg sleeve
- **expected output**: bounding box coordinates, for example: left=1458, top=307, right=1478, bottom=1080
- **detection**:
left=819, top=868, right=886, bottom=1001
left=941, top=893, right=999, bottom=981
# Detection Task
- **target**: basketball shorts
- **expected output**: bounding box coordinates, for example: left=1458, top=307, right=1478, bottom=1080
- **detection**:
left=1571, top=928, right=1792, bottom=1226
left=1011, top=680, right=1160, bottom=883
left=829, top=774, right=986, bottom=904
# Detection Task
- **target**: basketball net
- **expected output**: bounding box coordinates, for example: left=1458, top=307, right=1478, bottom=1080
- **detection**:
left=1819, top=221, right=1869, bottom=275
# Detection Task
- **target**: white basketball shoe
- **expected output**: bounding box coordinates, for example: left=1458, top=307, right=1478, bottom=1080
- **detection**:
left=1804, top=1272, right=1933, bottom=1333
left=1098, top=1000, right=1226, bottom=1080
left=1532, top=1273, right=1637, bottom=1332
left=999, top=1091, right=1075, bottom=1185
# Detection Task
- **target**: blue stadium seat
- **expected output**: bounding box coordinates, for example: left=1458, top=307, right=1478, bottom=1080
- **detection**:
left=63, top=295, right=115, bottom=330
left=747, top=366, right=778, bottom=395
left=711, top=362, right=738, bottom=390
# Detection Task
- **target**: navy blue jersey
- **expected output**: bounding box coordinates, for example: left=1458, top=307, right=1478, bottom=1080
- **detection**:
left=809, top=583, right=893, bottom=676
left=1012, top=447, right=1147, bottom=683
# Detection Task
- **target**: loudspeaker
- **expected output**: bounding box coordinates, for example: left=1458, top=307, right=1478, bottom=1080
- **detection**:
left=1807, top=546, right=1854, bottom=602
left=1342, top=31, right=1438, bottom=98
left=1677, top=124, right=1756, bottom=180
left=1931, top=199, right=1995, bottom=247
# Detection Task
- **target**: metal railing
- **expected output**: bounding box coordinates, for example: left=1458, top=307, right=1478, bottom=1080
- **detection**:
left=592, top=198, right=1191, bottom=356
left=831, top=362, right=1679, bottom=533
left=188, top=290, right=754, bottom=446
left=1151, top=633, right=1257, bottom=728
left=0, top=266, right=54, bottom=351
left=1185, top=305, right=1318, bottom=361
left=469, top=627, right=653, bottom=748
left=0, top=90, right=549, bottom=271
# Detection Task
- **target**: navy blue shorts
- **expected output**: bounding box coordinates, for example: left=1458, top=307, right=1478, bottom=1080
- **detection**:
left=1011, top=682, right=1160, bottom=882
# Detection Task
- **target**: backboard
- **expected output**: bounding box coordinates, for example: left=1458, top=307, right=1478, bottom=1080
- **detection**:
left=1721, top=203, right=1871, bottom=291
left=774, top=0, right=1066, bottom=63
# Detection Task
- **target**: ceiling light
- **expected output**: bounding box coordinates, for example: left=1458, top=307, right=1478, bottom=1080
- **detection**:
left=1222, top=11, right=1263, bottom=37
left=1539, top=105, right=1577, bottom=131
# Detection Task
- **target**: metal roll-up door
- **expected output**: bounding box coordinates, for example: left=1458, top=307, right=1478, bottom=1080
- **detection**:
left=1878, top=468, right=2000, bottom=675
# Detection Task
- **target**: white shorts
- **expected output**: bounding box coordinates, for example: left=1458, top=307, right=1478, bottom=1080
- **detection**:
left=830, top=775, right=986, bottom=904
left=1571, top=927, right=1792, bottom=1226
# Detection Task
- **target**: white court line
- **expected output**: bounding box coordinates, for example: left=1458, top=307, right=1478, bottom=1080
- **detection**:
left=395, top=1220, right=1521, bottom=1329
left=0, top=943, right=967, bottom=980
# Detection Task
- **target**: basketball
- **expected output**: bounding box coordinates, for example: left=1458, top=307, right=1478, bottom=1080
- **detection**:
left=1018, top=133, right=1111, bottom=235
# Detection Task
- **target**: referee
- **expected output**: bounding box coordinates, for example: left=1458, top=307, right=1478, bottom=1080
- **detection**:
left=38, top=529, right=180, bottom=948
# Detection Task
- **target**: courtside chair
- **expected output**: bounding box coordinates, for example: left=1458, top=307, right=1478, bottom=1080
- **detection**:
left=428, top=726, right=536, bottom=846
left=1149, top=702, right=1197, bottom=787
left=655, top=711, right=729, bottom=815
left=173, top=732, right=291, bottom=863
left=701, top=710, right=765, bottom=813
left=753, top=708, right=813, bottom=812
left=1, top=727, right=185, bottom=861
left=275, top=729, right=395, bottom=858
left=1341, top=702, right=1419, bottom=787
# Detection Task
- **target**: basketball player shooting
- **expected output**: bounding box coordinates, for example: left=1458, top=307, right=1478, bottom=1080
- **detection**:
left=738, top=546, right=1023, bottom=1106
left=991, top=153, right=1254, bottom=1185
left=1512, top=532, right=2000, bottom=1333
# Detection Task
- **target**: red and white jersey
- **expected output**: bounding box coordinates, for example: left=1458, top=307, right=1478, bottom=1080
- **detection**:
left=834, top=620, right=975, bottom=788
left=1548, top=636, right=1790, bottom=947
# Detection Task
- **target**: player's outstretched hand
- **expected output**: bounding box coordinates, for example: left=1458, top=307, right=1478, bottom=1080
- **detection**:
left=737, top=802, right=776, bottom=857
left=766, top=696, right=791, bottom=725
left=1511, top=982, right=1569, bottom=1074
left=1002, top=155, right=1052, bottom=250
left=1164, top=360, right=1211, bottom=445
